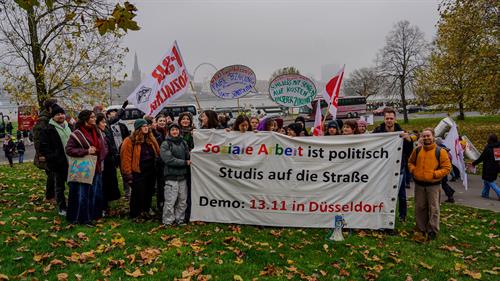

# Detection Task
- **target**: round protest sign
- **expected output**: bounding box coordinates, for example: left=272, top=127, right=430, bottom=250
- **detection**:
left=268, top=74, right=317, bottom=107
left=210, top=65, right=257, bottom=99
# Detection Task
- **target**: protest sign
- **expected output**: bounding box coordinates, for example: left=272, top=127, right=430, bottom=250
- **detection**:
left=210, top=65, right=257, bottom=99
left=269, top=74, right=317, bottom=107
left=191, top=131, right=403, bottom=229
left=127, top=41, right=189, bottom=116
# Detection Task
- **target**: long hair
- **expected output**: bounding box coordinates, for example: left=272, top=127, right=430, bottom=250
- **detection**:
left=202, top=110, right=219, bottom=129
left=76, top=110, right=93, bottom=129
left=130, top=127, right=156, bottom=145
left=178, top=111, right=193, bottom=129
left=232, top=115, right=250, bottom=131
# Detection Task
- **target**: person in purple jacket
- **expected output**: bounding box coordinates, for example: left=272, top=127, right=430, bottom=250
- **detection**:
left=65, top=110, right=108, bottom=226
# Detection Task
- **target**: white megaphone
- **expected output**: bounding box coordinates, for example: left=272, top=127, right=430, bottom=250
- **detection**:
left=434, top=117, right=455, bottom=138
left=462, top=135, right=481, bottom=161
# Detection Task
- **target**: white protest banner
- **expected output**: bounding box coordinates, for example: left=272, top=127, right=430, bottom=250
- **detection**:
left=127, top=41, right=189, bottom=116
left=210, top=65, right=257, bottom=99
left=269, top=74, right=317, bottom=107
left=191, top=131, right=403, bottom=229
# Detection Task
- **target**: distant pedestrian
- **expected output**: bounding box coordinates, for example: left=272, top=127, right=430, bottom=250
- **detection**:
left=2, top=135, right=15, bottom=167
left=408, top=128, right=451, bottom=240
left=325, top=120, right=340, bottom=136
left=472, top=133, right=500, bottom=200
left=16, top=139, right=25, bottom=164
left=6, top=121, right=13, bottom=136
left=161, top=123, right=191, bottom=226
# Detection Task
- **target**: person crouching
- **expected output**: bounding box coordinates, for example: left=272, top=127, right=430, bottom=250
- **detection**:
left=161, top=123, right=191, bottom=226
left=120, top=119, right=160, bottom=219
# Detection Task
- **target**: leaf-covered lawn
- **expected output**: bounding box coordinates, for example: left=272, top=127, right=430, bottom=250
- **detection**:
left=0, top=164, right=499, bottom=280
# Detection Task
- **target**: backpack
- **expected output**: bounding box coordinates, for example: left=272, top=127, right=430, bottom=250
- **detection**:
left=415, top=146, right=442, bottom=169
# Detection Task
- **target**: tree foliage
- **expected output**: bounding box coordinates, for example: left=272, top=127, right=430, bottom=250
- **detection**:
left=344, top=67, right=387, bottom=98
left=377, top=20, right=428, bottom=123
left=269, top=66, right=300, bottom=83
left=415, top=0, right=499, bottom=120
left=0, top=0, right=138, bottom=110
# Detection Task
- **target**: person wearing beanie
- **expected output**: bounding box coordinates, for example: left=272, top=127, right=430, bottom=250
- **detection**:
left=178, top=111, right=195, bottom=223
left=325, top=120, right=340, bottom=136
left=120, top=117, right=160, bottom=220
left=356, top=119, right=368, bottom=134
left=161, top=122, right=191, bottom=226
left=40, top=104, right=72, bottom=216
left=287, top=122, right=303, bottom=137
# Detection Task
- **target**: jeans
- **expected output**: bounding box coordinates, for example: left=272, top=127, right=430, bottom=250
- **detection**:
left=18, top=153, right=24, bottom=163
left=481, top=180, right=500, bottom=198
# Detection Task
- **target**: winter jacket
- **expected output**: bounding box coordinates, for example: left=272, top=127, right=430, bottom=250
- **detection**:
left=65, top=128, right=108, bottom=173
left=40, top=124, right=69, bottom=173
left=120, top=133, right=160, bottom=179
left=2, top=139, right=15, bottom=156
left=160, top=136, right=190, bottom=181
left=33, top=109, right=51, bottom=169
left=16, top=141, right=25, bottom=153
left=408, top=143, right=452, bottom=185
left=373, top=122, right=414, bottom=167
left=472, top=142, right=500, bottom=182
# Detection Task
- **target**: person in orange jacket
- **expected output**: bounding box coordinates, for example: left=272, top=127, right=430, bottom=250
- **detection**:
left=408, top=127, right=451, bottom=240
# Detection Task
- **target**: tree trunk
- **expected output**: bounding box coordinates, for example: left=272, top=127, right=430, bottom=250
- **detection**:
left=458, top=101, right=465, bottom=120
left=400, top=77, right=409, bottom=123
left=26, top=7, right=48, bottom=109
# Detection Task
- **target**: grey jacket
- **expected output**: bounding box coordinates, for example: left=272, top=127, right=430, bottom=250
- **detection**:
left=160, top=136, right=190, bottom=180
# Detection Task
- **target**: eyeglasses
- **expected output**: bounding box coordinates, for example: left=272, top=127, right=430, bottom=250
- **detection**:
left=89, top=116, right=96, bottom=119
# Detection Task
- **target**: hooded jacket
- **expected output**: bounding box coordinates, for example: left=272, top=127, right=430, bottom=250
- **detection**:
left=160, top=135, right=190, bottom=181
left=472, top=142, right=500, bottom=182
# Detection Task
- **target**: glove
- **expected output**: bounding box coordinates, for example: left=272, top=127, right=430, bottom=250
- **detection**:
left=122, top=100, right=129, bottom=109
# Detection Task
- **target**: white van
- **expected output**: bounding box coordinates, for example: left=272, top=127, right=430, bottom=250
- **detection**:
left=106, top=104, right=199, bottom=132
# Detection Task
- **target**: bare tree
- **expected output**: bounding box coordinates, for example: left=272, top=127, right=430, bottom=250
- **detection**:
left=344, top=67, right=386, bottom=98
left=376, top=20, right=428, bottom=123
left=0, top=0, right=131, bottom=109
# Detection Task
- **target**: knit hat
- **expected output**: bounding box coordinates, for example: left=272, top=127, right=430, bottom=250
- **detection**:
left=51, top=104, right=65, bottom=117
left=168, top=122, right=180, bottom=132
left=327, top=120, right=339, bottom=129
left=357, top=119, right=368, bottom=127
left=134, top=118, right=148, bottom=130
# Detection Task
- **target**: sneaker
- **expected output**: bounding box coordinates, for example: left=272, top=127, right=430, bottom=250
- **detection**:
left=58, top=210, right=67, bottom=216
left=481, top=195, right=489, bottom=199
left=102, top=210, right=107, bottom=217
left=445, top=197, right=455, bottom=203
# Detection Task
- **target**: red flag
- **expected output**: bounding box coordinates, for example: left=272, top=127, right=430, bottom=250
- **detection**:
left=312, top=98, right=323, bottom=136
left=321, top=65, right=345, bottom=119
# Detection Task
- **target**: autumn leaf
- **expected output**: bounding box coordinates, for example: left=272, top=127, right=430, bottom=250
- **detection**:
left=125, top=268, right=144, bottom=278
left=419, top=262, right=433, bottom=270
left=169, top=238, right=183, bottom=248
left=455, top=262, right=467, bottom=271
left=463, top=269, right=481, bottom=280
left=233, top=275, right=243, bottom=281
left=323, top=244, right=329, bottom=252
left=111, top=235, right=125, bottom=247
left=440, top=245, right=463, bottom=254
left=57, top=273, right=68, bottom=281
left=139, top=248, right=161, bottom=265
left=0, top=273, right=8, bottom=281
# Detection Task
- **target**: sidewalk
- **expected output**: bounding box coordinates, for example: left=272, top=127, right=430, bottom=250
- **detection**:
left=406, top=174, right=500, bottom=212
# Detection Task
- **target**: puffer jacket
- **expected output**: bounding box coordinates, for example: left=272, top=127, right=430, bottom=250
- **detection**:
left=408, top=143, right=451, bottom=185
left=160, top=136, right=190, bottom=181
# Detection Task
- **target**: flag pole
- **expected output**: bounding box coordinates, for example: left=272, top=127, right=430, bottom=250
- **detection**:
left=189, top=80, right=203, bottom=111
left=322, top=102, right=332, bottom=126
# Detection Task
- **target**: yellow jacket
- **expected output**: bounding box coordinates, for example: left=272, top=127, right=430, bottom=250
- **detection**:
left=408, top=143, right=451, bottom=184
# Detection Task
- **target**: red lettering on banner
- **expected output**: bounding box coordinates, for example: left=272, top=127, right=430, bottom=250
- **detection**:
left=258, top=144, right=268, bottom=155
left=172, top=45, right=183, bottom=67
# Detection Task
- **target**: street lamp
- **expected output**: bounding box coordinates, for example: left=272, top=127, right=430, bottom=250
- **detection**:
left=109, top=65, right=112, bottom=105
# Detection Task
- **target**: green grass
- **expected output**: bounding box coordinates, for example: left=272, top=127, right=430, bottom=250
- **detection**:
left=0, top=164, right=499, bottom=280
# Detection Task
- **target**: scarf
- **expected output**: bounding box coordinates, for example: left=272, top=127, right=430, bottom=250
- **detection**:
left=80, top=125, right=101, bottom=153
left=49, top=119, right=71, bottom=147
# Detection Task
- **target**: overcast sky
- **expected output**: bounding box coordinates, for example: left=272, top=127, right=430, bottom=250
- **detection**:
left=122, top=0, right=440, bottom=82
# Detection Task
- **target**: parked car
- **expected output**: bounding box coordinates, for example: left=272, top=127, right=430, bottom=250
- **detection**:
left=372, top=106, right=386, bottom=116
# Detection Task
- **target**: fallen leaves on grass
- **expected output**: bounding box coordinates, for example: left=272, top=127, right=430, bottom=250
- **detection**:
left=139, top=248, right=161, bottom=265
left=125, top=268, right=144, bottom=278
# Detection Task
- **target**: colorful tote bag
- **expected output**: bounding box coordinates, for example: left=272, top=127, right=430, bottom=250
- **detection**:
left=67, top=131, right=97, bottom=185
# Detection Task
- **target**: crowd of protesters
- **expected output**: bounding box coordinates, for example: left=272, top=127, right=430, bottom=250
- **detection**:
left=17, top=100, right=497, bottom=241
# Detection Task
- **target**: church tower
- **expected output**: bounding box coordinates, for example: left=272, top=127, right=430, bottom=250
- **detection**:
left=132, top=52, right=141, bottom=84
